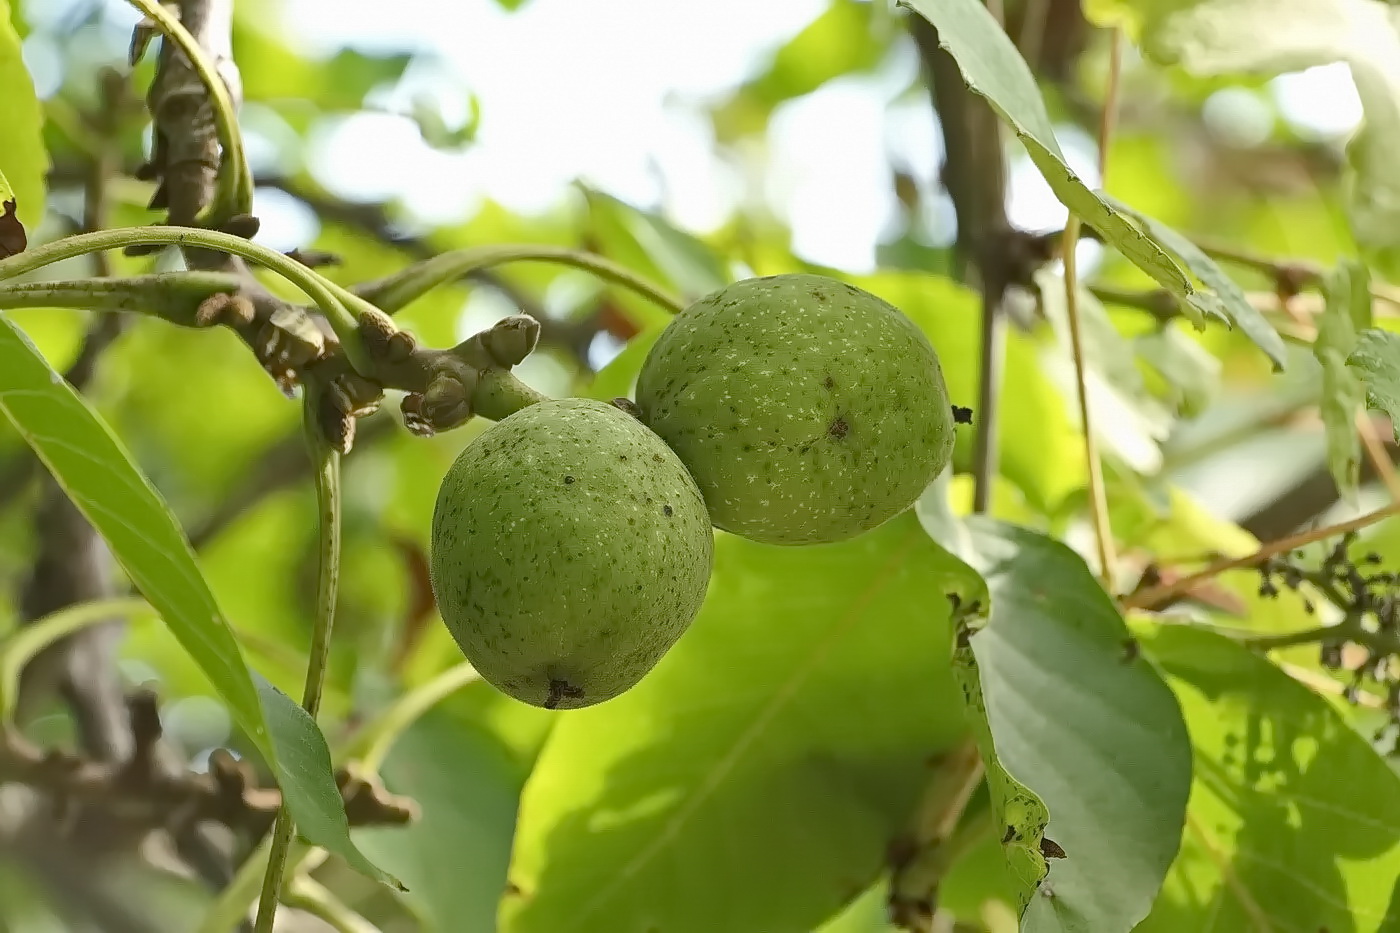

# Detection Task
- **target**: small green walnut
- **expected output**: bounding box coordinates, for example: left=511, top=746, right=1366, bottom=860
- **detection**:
left=429, top=398, right=714, bottom=709
left=635, top=273, right=955, bottom=546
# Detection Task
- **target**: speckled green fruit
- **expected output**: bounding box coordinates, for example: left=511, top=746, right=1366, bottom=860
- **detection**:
left=429, top=398, right=714, bottom=710
left=635, top=273, right=955, bottom=546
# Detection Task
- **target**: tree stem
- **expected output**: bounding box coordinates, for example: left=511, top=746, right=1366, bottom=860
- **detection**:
left=1121, top=500, right=1400, bottom=609
left=253, top=401, right=342, bottom=933
left=0, top=226, right=371, bottom=373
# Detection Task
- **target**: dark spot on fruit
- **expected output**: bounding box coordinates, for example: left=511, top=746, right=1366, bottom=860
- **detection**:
left=563, top=475, right=575, bottom=484
left=1040, top=838, right=1067, bottom=859
left=663, top=504, right=674, bottom=517
left=619, top=454, right=628, bottom=461
left=1002, top=825, right=1017, bottom=844
left=823, top=375, right=835, bottom=390
left=544, top=679, right=585, bottom=709
left=653, top=453, right=665, bottom=463
left=828, top=417, right=849, bottom=439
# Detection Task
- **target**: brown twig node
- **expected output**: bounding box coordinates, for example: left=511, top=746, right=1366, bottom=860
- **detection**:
left=0, top=688, right=417, bottom=841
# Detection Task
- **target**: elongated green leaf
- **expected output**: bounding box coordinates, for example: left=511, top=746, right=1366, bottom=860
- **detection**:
left=1104, top=0, right=1400, bottom=269
left=897, top=0, right=1215, bottom=324
left=955, top=519, right=1193, bottom=932
left=356, top=709, right=523, bottom=932
left=1348, top=327, right=1400, bottom=441
left=0, top=315, right=396, bottom=887
left=1135, top=624, right=1400, bottom=932
left=1104, top=197, right=1288, bottom=369
left=0, top=0, right=46, bottom=233
left=948, top=586, right=1052, bottom=911
left=501, top=515, right=979, bottom=933
left=1316, top=262, right=1372, bottom=502
left=582, top=187, right=729, bottom=325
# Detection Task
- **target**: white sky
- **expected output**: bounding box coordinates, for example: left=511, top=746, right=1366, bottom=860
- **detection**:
left=21, top=0, right=1365, bottom=273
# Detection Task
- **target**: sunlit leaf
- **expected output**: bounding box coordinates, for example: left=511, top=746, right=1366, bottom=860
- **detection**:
left=953, top=519, right=1193, bottom=932
left=582, top=188, right=730, bottom=326
left=1315, top=261, right=1371, bottom=502
left=1103, top=196, right=1288, bottom=369
left=356, top=709, right=523, bottom=932
left=1134, top=624, right=1400, bottom=932
left=1348, top=327, right=1400, bottom=441
left=0, top=0, right=47, bottom=233
left=897, top=0, right=1217, bottom=324
left=501, top=515, right=977, bottom=933
left=0, top=315, right=396, bottom=888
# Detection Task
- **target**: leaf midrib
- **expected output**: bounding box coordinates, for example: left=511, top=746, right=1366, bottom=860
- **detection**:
left=568, top=528, right=927, bottom=928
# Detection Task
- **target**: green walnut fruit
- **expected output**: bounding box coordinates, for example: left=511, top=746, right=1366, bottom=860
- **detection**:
left=635, top=273, right=954, bottom=546
left=429, top=398, right=713, bottom=710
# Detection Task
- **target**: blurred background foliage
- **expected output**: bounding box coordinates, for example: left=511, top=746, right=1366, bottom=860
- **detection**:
left=3, top=0, right=1400, bottom=930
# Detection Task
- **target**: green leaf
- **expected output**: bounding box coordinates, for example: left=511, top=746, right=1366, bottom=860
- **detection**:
left=955, top=519, right=1193, bottom=932
left=582, top=187, right=730, bottom=326
left=1103, top=196, right=1288, bottom=369
left=355, top=709, right=523, bottom=932
left=584, top=322, right=664, bottom=402
left=1109, top=0, right=1400, bottom=269
left=1133, top=324, right=1221, bottom=419
left=1135, top=624, right=1400, bottom=932
left=0, top=315, right=396, bottom=888
left=1348, top=327, right=1400, bottom=442
left=947, top=581, right=1052, bottom=911
left=1315, top=261, right=1372, bottom=502
left=1036, top=273, right=1174, bottom=474
left=501, top=514, right=978, bottom=933
left=896, top=0, right=1214, bottom=323
left=0, top=0, right=47, bottom=232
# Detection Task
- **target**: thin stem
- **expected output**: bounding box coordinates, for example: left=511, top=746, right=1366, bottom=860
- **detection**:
left=0, top=226, right=370, bottom=373
left=338, top=662, right=480, bottom=773
left=1098, top=29, right=1124, bottom=186
left=284, top=877, right=379, bottom=933
left=1239, top=623, right=1362, bottom=652
left=126, top=0, right=253, bottom=221
left=196, top=836, right=318, bottom=933
left=0, top=597, right=151, bottom=721
left=473, top=369, right=551, bottom=422
left=1121, top=500, right=1400, bottom=609
left=971, top=278, right=1005, bottom=515
left=1015, top=0, right=1051, bottom=71
left=253, top=401, right=342, bottom=933
left=889, top=738, right=986, bottom=921
left=1062, top=227, right=1115, bottom=588
left=0, top=273, right=244, bottom=320
left=1063, top=27, right=1125, bottom=590
left=357, top=244, right=685, bottom=318
left=1194, top=237, right=1400, bottom=309
left=1356, top=411, right=1400, bottom=500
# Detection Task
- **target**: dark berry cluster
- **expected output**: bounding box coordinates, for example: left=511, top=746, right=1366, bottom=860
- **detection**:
left=1257, top=533, right=1400, bottom=751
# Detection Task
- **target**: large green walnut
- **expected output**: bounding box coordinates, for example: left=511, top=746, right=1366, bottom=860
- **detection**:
left=429, top=398, right=713, bottom=709
left=634, top=273, right=955, bottom=546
